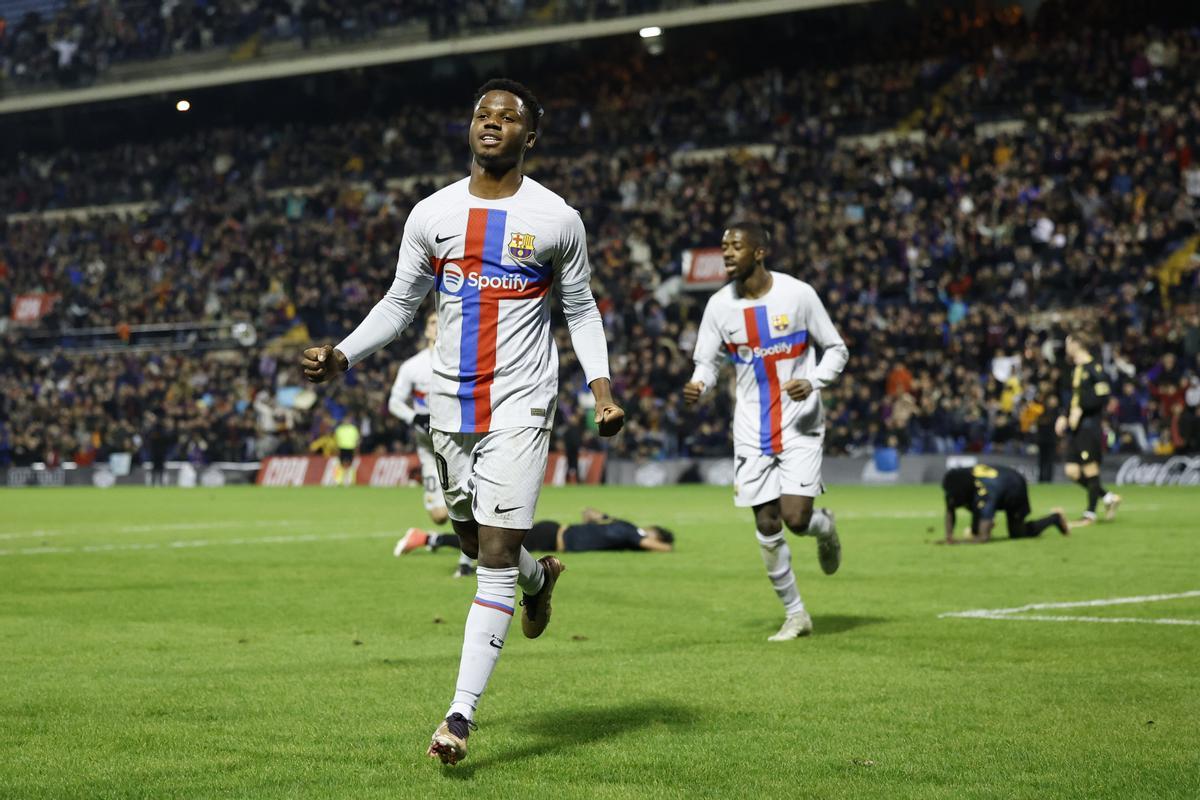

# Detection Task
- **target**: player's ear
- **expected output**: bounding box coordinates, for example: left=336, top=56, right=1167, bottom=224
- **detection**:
left=525, top=130, right=537, bottom=152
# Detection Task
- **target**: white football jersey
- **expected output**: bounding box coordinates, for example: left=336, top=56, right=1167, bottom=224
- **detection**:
left=691, top=271, right=848, bottom=454
left=388, top=348, right=432, bottom=425
left=369, top=176, right=593, bottom=432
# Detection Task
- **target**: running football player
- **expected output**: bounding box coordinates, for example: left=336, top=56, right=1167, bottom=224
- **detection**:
left=302, top=79, right=623, bottom=765
left=683, top=221, right=848, bottom=641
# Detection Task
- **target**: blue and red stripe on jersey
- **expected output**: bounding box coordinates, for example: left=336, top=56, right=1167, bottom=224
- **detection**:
left=730, top=306, right=809, bottom=455
left=411, top=389, right=428, bottom=411
left=434, top=208, right=552, bottom=432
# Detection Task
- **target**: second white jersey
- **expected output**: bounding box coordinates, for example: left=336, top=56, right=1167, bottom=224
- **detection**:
left=691, top=271, right=849, bottom=455
left=388, top=348, right=432, bottom=425
left=396, top=177, right=591, bottom=433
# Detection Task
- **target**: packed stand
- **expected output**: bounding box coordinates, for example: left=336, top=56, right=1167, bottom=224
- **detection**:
left=0, top=0, right=697, bottom=92
left=4, top=12, right=1200, bottom=468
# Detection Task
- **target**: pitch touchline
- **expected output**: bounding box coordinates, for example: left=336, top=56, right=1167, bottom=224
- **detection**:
left=0, top=530, right=396, bottom=557
left=947, top=613, right=1200, bottom=626
left=940, top=590, right=1200, bottom=626
left=0, top=519, right=308, bottom=540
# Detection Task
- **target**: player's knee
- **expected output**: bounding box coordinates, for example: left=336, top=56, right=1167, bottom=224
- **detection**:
left=458, top=537, right=479, bottom=560
left=1082, top=464, right=1100, bottom=478
left=755, top=514, right=782, bottom=536
left=476, top=537, right=520, bottom=569
left=782, top=508, right=812, bottom=534
left=1063, top=464, right=1080, bottom=481
left=429, top=507, right=449, bottom=526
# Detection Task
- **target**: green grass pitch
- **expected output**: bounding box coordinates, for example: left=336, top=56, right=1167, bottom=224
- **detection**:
left=2, top=484, right=1198, bottom=799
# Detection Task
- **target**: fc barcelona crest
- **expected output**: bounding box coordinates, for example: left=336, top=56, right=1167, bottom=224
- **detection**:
left=771, top=314, right=790, bottom=332
left=508, top=232, right=536, bottom=260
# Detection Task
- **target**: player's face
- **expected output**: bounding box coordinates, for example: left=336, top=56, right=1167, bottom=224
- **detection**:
left=424, top=315, right=438, bottom=344
left=469, top=91, right=535, bottom=167
left=721, top=229, right=763, bottom=280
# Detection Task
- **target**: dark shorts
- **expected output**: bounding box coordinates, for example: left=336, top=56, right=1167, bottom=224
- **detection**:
left=1068, top=426, right=1103, bottom=466
left=339, top=448, right=355, bottom=466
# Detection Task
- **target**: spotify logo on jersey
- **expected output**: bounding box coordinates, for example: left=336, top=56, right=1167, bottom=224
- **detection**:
left=441, top=263, right=465, bottom=293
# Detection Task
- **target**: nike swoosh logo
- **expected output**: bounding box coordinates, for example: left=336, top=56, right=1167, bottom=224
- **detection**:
left=435, top=233, right=460, bottom=244
left=494, top=504, right=522, bottom=514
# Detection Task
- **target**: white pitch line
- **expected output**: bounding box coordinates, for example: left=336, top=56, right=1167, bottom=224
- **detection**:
left=0, top=519, right=308, bottom=540
left=951, top=613, right=1200, bottom=626
left=940, top=590, right=1200, bottom=627
left=0, top=530, right=396, bottom=557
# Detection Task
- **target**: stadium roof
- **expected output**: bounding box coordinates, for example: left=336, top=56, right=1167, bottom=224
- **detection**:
left=0, top=0, right=874, bottom=115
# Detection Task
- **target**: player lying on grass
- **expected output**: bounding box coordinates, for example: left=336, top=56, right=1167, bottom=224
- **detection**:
left=941, top=464, right=1072, bottom=544
left=683, top=221, right=848, bottom=642
left=397, top=507, right=675, bottom=555
left=388, top=312, right=475, bottom=578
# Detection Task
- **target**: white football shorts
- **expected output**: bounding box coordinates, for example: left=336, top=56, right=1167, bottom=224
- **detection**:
left=431, top=427, right=550, bottom=529
left=415, top=441, right=446, bottom=513
left=733, top=432, right=825, bottom=507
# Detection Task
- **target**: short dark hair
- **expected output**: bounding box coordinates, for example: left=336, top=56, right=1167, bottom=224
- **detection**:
left=475, top=78, right=543, bottom=133
left=942, top=468, right=974, bottom=510
left=725, top=220, right=770, bottom=250
left=649, top=526, right=675, bottom=544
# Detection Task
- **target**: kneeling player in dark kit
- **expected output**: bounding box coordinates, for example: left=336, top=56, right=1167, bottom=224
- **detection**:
left=941, top=464, right=1073, bottom=544
left=397, top=507, right=675, bottom=555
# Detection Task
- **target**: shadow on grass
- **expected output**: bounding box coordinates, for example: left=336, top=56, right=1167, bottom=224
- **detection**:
left=441, top=700, right=698, bottom=778
left=817, top=614, right=889, bottom=635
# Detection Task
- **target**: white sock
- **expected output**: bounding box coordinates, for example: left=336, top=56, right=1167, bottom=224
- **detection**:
left=756, top=531, right=805, bottom=617
left=517, top=547, right=544, bottom=595
left=448, top=566, right=518, bottom=720
left=457, top=551, right=474, bottom=567
left=808, top=509, right=832, bottom=537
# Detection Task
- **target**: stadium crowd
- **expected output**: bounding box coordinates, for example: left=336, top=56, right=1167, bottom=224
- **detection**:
left=0, top=0, right=678, bottom=91
left=4, top=5, right=1200, bottom=469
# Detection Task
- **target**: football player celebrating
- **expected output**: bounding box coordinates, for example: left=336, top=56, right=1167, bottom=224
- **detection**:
left=683, top=221, right=848, bottom=641
left=302, top=79, right=623, bottom=765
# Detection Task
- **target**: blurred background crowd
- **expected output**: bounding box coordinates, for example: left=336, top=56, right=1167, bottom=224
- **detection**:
left=0, top=0, right=678, bottom=91
left=2, top=0, right=1200, bottom=470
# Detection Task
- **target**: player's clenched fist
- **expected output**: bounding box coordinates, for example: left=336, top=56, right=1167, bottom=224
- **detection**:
left=302, top=344, right=349, bottom=383
left=595, top=402, right=625, bottom=437
left=783, top=379, right=813, bottom=401
left=682, top=381, right=705, bottom=406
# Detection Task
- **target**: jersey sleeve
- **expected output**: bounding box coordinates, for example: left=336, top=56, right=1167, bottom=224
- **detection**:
left=689, top=296, right=726, bottom=391
left=387, top=362, right=417, bottom=423
left=335, top=206, right=435, bottom=367
left=1076, top=363, right=1111, bottom=415
left=801, top=283, right=849, bottom=390
left=557, top=211, right=610, bottom=385
left=556, top=211, right=592, bottom=286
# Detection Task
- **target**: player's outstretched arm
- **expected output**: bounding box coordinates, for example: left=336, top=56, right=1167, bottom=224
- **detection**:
left=803, top=284, right=849, bottom=391
left=387, top=364, right=417, bottom=422
left=311, top=206, right=435, bottom=377
left=685, top=300, right=723, bottom=406
left=558, top=213, right=622, bottom=436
